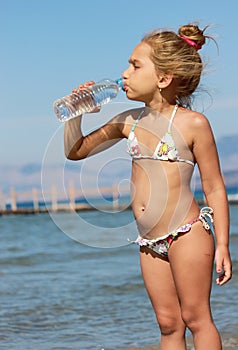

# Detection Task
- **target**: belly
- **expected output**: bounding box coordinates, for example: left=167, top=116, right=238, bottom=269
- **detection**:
left=130, top=159, right=195, bottom=238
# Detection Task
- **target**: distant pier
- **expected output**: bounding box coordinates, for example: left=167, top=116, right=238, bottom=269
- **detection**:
left=0, top=184, right=131, bottom=215
left=0, top=184, right=237, bottom=215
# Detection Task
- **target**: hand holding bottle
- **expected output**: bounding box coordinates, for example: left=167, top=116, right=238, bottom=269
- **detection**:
left=54, top=78, right=124, bottom=122
left=72, top=80, right=94, bottom=93
left=72, top=81, right=101, bottom=113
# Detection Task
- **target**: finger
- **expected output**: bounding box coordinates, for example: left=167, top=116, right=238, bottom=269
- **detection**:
left=216, top=268, right=232, bottom=286
left=216, top=260, right=222, bottom=274
left=216, top=275, right=228, bottom=286
left=85, top=80, right=95, bottom=86
left=72, top=84, right=84, bottom=93
left=85, top=106, right=101, bottom=114
left=72, top=81, right=95, bottom=93
left=77, top=81, right=94, bottom=92
left=91, top=106, right=101, bottom=113
left=216, top=273, right=224, bottom=285
left=77, top=84, right=84, bottom=90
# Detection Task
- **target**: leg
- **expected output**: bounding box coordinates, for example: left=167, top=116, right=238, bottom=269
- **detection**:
left=140, top=247, right=186, bottom=350
left=168, top=223, right=222, bottom=350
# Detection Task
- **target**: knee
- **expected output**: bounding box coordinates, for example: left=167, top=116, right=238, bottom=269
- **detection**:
left=181, top=308, right=210, bottom=333
left=156, top=311, right=185, bottom=336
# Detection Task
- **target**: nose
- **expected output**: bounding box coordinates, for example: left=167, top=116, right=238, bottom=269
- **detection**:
left=122, top=65, right=130, bottom=79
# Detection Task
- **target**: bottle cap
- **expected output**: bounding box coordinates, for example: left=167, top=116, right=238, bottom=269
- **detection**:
left=115, top=78, right=124, bottom=90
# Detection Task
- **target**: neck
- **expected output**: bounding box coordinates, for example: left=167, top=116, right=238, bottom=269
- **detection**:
left=146, top=100, right=176, bottom=115
left=145, top=87, right=176, bottom=113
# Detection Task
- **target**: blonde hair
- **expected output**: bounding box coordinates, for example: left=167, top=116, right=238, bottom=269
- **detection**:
left=142, top=24, right=214, bottom=107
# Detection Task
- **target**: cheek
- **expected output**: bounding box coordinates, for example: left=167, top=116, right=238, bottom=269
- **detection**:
left=140, top=78, right=158, bottom=94
left=140, top=68, right=158, bottom=86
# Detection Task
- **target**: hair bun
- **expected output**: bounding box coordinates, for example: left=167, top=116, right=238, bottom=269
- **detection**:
left=178, top=24, right=207, bottom=49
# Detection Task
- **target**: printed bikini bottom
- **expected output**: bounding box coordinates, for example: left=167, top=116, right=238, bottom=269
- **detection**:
left=130, top=207, right=213, bottom=258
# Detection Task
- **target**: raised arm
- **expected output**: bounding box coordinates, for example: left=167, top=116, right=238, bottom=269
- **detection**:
left=63, top=81, right=127, bottom=160
left=64, top=114, right=125, bottom=160
left=192, top=113, right=232, bottom=285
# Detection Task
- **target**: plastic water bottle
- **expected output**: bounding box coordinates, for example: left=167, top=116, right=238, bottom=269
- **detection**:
left=53, top=78, right=124, bottom=122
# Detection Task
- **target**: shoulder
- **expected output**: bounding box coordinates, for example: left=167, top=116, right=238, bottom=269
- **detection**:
left=112, top=107, right=144, bottom=136
left=104, top=107, right=144, bottom=138
left=178, top=107, right=213, bottom=136
left=175, top=107, right=216, bottom=151
left=114, top=107, right=144, bottom=123
left=179, top=107, right=210, bottom=126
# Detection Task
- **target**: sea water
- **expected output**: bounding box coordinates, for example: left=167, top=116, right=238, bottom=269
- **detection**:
left=0, top=205, right=237, bottom=350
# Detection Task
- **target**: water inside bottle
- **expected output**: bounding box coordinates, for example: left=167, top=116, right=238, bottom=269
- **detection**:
left=92, top=83, right=119, bottom=105
left=54, top=89, right=96, bottom=122
left=54, top=78, right=123, bottom=122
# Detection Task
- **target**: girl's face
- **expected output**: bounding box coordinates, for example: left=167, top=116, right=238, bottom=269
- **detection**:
left=122, top=42, right=160, bottom=106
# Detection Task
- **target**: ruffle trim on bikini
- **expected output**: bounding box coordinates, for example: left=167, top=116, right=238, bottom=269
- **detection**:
left=128, top=207, right=213, bottom=247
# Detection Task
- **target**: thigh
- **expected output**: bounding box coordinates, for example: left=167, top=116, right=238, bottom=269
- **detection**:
left=168, top=222, right=215, bottom=314
left=140, top=246, right=183, bottom=321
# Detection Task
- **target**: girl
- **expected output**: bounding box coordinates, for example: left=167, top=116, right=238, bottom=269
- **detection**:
left=64, top=24, right=232, bottom=349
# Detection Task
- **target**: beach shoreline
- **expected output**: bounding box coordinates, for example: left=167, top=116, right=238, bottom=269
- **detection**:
left=119, top=331, right=238, bottom=350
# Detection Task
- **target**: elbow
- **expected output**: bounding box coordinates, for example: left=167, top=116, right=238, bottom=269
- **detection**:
left=202, top=178, right=227, bottom=200
left=65, top=154, right=78, bottom=161
left=64, top=137, right=86, bottom=160
left=65, top=151, right=81, bottom=161
left=64, top=148, right=86, bottom=160
left=64, top=147, right=74, bottom=160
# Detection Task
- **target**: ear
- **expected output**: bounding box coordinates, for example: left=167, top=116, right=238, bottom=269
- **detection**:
left=157, top=73, right=173, bottom=89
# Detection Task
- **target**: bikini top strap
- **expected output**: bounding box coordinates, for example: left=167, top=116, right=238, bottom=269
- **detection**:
left=131, top=110, right=144, bottom=132
left=131, top=106, right=178, bottom=133
left=168, top=104, right=179, bottom=133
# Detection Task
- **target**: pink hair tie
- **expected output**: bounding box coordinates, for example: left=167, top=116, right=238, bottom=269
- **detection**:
left=180, top=36, right=202, bottom=51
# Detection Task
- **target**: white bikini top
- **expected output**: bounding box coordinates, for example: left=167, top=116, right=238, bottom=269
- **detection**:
left=127, top=105, right=194, bottom=166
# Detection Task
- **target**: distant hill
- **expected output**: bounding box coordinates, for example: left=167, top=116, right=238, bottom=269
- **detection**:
left=217, top=134, right=238, bottom=159
left=216, top=134, right=238, bottom=188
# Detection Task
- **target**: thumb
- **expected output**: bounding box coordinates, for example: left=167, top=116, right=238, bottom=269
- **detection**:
left=216, top=256, right=223, bottom=274
left=216, top=265, right=222, bottom=274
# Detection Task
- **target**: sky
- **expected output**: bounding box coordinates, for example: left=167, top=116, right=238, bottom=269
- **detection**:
left=1, top=0, right=238, bottom=167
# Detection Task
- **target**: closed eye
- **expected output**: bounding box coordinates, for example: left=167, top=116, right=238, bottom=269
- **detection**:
left=128, top=58, right=140, bottom=69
